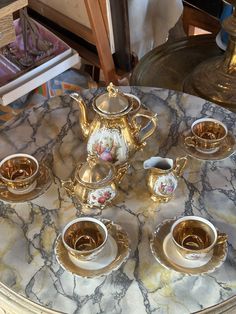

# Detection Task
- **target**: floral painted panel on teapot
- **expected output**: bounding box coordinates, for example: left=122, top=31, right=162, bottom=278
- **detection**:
left=87, top=128, right=129, bottom=165
left=88, top=186, right=116, bottom=208
left=154, top=173, right=178, bottom=196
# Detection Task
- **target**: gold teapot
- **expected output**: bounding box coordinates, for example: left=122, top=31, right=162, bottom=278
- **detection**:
left=70, top=83, right=157, bottom=169
left=143, top=156, right=188, bottom=202
left=62, top=156, right=118, bottom=209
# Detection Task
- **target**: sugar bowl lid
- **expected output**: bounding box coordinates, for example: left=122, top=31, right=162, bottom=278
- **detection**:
left=93, top=82, right=132, bottom=115
left=75, top=155, right=115, bottom=187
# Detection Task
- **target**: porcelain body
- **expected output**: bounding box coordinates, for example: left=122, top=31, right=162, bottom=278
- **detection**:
left=143, top=156, right=187, bottom=202
left=70, top=84, right=157, bottom=172
left=62, top=156, right=118, bottom=209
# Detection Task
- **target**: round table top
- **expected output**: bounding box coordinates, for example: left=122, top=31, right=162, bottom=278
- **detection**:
left=0, top=87, right=236, bottom=314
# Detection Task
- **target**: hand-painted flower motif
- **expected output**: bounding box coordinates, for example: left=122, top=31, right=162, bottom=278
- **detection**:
left=88, top=186, right=116, bottom=208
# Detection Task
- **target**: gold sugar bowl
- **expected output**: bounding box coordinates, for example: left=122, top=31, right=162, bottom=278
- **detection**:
left=62, top=156, right=118, bottom=209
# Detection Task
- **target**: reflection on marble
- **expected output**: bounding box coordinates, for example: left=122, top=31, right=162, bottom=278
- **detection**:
left=0, top=87, right=236, bottom=313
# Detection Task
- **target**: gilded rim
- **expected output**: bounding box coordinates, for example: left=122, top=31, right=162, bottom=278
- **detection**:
left=75, top=160, right=116, bottom=189
left=180, top=129, right=236, bottom=161
left=0, top=163, right=53, bottom=203
left=55, top=219, right=130, bottom=278
left=150, top=218, right=228, bottom=275
left=0, top=153, right=39, bottom=183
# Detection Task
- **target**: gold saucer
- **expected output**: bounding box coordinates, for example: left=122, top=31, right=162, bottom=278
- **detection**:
left=180, top=129, right=236, bottom=161
left=150, top=218, right=227, bottom=275
left=55, top=219, right=130, bottom=278
left=0, top=163, right=53, bottom=203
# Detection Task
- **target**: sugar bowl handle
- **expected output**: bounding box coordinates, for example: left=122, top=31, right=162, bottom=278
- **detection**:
left=131, top=112, right=158, bottom=145
left=61, top=179, right=75, bottom=197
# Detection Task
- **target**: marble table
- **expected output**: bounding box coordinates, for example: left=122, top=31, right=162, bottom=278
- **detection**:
left=0, top=87, right=236, bottom=314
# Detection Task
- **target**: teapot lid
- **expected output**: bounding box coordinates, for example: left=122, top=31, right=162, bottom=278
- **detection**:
left=76, top=155, right=114, bottom=187
left=94, top=83, right=130, bottom=115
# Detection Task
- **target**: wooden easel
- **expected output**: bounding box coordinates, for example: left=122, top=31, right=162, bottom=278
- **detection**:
left=84, top=0, right=118, bottom=84
left=28, top=0, right=121, bottom=84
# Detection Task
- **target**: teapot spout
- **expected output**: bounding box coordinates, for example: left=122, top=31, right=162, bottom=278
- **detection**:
left=70, top=93, right=90, bottom=138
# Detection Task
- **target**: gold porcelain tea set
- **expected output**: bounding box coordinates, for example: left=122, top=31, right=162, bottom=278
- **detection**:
left=0, top=83, right=234, bottom=277
left=63, top=82, right=159, bottom=209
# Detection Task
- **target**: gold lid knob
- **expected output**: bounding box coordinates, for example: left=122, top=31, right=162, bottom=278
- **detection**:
left=107, top=82, right=119, bottom=98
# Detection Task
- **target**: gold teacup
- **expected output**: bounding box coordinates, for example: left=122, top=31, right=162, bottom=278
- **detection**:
left=62, top=217, right=108, bottom=262
left=184, top=118, right=227, bottom=153
left=171, top=216, right=227, bottom=260
left=0, top=153, right=39, bottom=194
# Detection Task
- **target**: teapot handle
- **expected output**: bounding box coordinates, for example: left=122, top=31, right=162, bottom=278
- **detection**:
left=173, top=156, right=188, bottom=177
left=115, top=162, right=130, bottom=184
left=131, top=112, right=158, bottom=145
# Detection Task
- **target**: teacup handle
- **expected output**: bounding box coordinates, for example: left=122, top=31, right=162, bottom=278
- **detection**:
left=131, top=112, right=158, bottom=145
left=216, top=232, right=228, bottom=245
left=184, top=136, right=197, bottom=148
left=0, top=178, right=6, bottom=189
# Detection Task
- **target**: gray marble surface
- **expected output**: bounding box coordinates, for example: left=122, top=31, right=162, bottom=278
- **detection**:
left=0, top=87, right=236, bottom=314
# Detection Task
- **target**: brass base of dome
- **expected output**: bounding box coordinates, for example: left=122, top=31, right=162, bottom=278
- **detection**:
left=183, top=55, right=236, bottom=112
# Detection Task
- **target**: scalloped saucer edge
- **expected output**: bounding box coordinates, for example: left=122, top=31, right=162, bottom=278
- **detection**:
left=150, top=218, right=228, bottom=275
left=180, top=129, right=236, bottom=161
left=55, top=219, right=130, bottom=278
left=0, top=163, right=53, bottom=203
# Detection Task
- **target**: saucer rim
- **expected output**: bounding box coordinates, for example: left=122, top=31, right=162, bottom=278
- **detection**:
left=150, top=218, right=228, bottom=275
left=0, top=163, right=52, bottom=203
left=180, top=130, right=236, bottom=161
left=55, top=219, right=130, bottom=278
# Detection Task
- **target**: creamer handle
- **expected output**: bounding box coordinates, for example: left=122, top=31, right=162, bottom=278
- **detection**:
left=173, top=156, right=188, bottom=177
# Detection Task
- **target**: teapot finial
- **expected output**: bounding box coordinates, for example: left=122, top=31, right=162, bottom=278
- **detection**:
left=107, top=82, right=119, bottom=98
